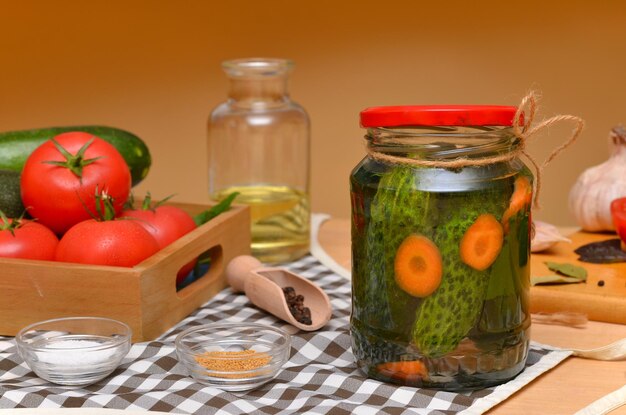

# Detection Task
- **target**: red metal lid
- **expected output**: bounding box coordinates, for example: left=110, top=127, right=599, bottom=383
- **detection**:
left=360, top=105, right=520, bottom=128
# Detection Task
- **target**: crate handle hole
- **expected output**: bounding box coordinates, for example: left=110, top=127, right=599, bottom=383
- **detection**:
left=175, top=245, right=223, bottom=292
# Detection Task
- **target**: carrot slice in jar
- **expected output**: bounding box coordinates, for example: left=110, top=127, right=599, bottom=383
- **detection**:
left=377, top=360, right=429, bottom=383
left=393, top=234, right=443, bottom=297
left=460, top=214, right=504, bottom=271
left=501, top=176, right=532, bottom=233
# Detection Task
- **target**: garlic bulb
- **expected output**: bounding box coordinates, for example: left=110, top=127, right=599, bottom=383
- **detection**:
left=569, top=126, right=626, bottom=231
left=531, top=220, right=571, bottom=252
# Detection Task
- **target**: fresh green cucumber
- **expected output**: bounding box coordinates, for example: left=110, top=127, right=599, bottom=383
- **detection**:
left=0, top=170, right=25, bottom=218
left=0, top=126, right=151, bottom=186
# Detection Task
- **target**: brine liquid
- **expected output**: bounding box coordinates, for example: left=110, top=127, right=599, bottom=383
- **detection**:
left=350, top=163, right=531, bottom=390
left=213, top=185, right=310, bottom=263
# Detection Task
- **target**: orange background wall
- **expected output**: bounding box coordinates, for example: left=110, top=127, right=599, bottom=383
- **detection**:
left=2, top=1, right=625, bottom=226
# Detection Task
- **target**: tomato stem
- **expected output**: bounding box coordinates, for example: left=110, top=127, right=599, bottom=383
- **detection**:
left=42, top=137, right=103, bottom=178
left=98, top=191, right=117, bottom=221
left=138, top=191, right=176, bottom=211
left=0, top=209, right=26, bottom=236
left=80, top=187, right=117, bottom=221
left=141, top=192, right=153, bottom=210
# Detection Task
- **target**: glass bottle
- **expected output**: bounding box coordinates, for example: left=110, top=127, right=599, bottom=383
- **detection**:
left=208, top=58, right=310, bottom=263
left=350, top=105, right=532, bottom=390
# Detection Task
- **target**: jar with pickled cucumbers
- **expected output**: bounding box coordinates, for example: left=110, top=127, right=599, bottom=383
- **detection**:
left=350, top=105, right=532, bottom=390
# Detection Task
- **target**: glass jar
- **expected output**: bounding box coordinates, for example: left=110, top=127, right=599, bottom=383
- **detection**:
left=350, top=105, right=532, bottom=390
left=208, top=58, right=310, bottom=263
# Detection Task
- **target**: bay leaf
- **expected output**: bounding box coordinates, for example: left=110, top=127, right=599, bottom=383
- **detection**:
left=544, top=261, right=588, bottom=280
left=531, top=275, right=586, bottom=286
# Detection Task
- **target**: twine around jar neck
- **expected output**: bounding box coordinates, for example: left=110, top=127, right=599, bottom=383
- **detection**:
left=365, top=91, right=585, bottom=209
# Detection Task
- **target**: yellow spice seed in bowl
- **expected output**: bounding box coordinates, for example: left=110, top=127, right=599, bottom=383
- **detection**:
left=194, top=350, right=271, bottom=378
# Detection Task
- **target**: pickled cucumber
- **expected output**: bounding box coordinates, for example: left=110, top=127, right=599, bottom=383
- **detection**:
left=411, top=192, right=505, bottom=358
left=366, top=165, right=435, bottom=335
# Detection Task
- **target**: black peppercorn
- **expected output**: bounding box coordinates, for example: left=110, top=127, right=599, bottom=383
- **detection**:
left=282, top=286, right=312, bottom=325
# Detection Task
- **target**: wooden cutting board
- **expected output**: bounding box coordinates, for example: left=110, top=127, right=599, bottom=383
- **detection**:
left=530, top=230, right=626, bottom=324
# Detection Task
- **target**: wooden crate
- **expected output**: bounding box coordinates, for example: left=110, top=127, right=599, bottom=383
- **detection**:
left=0, top=202, right=251, bottom=342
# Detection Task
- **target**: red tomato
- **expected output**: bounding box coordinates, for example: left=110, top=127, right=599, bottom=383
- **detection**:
left=0, top=218, right=59, bottom=260
left=611, top=197, right=626, bottom=247
left=21, top=132, right=131, bottom=235
left=119, top=204, right=197, bottom=283
left=119, top=205, right=196, bottom=247
left=56, top=219, right=160, bottom=267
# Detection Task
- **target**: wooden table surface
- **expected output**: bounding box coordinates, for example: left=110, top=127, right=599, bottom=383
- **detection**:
left=318, top=218, right=626, bottom=415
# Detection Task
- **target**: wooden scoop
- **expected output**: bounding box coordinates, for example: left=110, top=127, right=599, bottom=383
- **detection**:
left=225, top=255, right=332, bottom=331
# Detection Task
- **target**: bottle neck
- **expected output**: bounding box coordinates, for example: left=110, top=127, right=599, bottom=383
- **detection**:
left=227, top=76, right=289, bottom=107
left=222, top=58, right=294, bottom=108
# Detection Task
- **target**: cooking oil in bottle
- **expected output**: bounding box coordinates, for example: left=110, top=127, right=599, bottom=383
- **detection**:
left=207, top=58, right=311, bottom=263
left=213, top=185, right=310, bottom=263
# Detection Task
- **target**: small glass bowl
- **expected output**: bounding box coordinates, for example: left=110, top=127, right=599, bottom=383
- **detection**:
left=16, top=317, right=132, bottom=386
left=175, top=322, right=291, bottom=391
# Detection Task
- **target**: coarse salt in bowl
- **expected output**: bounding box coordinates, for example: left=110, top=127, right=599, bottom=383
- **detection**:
left=16, top=316, right=131, bottom=386
left=175, top=322, right=291, bottom=391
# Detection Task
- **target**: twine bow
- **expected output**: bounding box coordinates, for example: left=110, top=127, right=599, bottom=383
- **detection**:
left=366, top=91, right=585, bottom=209
left=512, top=91, right=585, bottom=209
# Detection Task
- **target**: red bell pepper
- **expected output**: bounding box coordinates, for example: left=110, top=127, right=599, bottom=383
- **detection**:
left=610, top=197, right=626, bottom=251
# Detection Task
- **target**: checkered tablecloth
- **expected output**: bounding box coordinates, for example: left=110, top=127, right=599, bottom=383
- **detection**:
left=0, top=255, right=571, bottom=414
